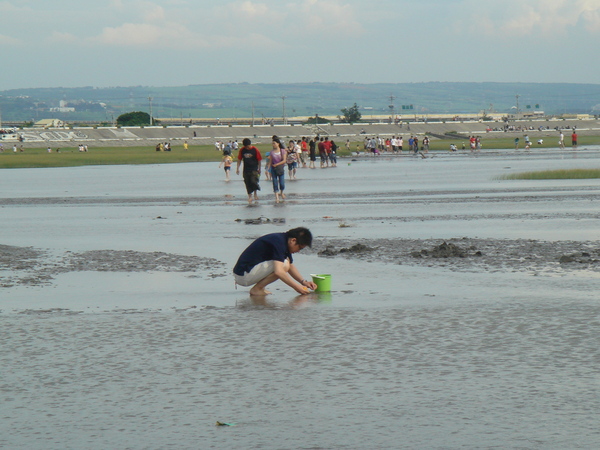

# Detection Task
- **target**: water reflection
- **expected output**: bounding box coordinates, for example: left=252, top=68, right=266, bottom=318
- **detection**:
left=236, top=291, right=333, bottom=309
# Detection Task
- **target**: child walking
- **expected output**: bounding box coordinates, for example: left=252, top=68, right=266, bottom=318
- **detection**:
left=219, top=152, right=233, bottom=181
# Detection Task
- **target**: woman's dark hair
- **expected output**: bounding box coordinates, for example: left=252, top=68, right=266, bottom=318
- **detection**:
left=242, top=138, right=251, bottom=146
left=287, top=227, right=313, bottom=247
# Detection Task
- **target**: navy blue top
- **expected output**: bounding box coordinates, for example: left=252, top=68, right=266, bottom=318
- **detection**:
left=233, top=232, right=292, bottom=276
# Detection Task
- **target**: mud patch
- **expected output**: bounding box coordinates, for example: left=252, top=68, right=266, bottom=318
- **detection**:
left=312, top=237, right=600, bottom=275
left=59, top=250, right=223, bottom=273
left=0, top=245, right=227, bottom=288
left=411, top=241, right=482, bottom=259
left=235, top=216, right=286, bottom=225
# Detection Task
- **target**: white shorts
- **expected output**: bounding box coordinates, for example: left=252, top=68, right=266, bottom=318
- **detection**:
left=234, top=259, right=289, bottom=286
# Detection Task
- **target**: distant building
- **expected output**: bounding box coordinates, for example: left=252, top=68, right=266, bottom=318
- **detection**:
left=34, top=119, right=65, bottom=128
left=49, top=100, right=75, bottom=113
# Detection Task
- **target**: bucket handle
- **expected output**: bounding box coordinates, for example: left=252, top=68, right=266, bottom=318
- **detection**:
left=310, top=274, right=326, bottom=280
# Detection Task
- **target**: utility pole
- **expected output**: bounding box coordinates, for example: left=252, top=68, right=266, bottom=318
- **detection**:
left=388, top=94, right=396, bottom=122
left=251, top=102, right=255, bottom=127
left=515, top=94, right=520, bottom=119
left=148, top=96, right=153, bottom=126
left=281, top=95, right=287, bottom=125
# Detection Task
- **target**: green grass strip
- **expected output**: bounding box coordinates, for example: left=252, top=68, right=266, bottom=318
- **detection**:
left=499, top=168, right=600, bottom=180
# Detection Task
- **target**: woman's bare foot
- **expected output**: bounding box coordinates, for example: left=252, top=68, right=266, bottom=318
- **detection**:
left=249, top=287, right=271, bottom=296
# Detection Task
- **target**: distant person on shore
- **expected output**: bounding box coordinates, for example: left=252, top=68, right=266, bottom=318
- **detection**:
left=219, top=152, right=233, bottom=181
left=329, top=140, right=338, bottom=166
left=236, top=138, right=262, bottom=204
left=233, top=227, right=317, bottom=296
left=514, top=137, right=520, bottom=150
left=309, top=137, right=317, bottom=168
left=571, top=130, right=578, bottom=148
left=287, top=140, right=298, bottom=180
left=300, top=137, right=308, bottom=168
left=323, top=137, right=332, bottom=166
left=422, top=136, right=430, bottom=153
left=558, top=132, right=565, bottom=149
left=318, top=137, right=327, bottom=166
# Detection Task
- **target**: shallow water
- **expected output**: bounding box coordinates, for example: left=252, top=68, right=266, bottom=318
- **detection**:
left=2, top=149, right=600, bottom=448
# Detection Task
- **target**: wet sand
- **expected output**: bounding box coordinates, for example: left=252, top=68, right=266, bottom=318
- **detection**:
left=2, top=148, right=600, bottom=448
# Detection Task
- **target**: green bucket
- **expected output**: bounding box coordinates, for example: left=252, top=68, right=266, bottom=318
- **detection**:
left=311, top=274, right=332, bottom=292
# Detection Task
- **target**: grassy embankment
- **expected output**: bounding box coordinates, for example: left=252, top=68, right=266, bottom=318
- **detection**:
left=0, top=145, right=219, bottom=169
left=1, top=135, right=599, bottom=169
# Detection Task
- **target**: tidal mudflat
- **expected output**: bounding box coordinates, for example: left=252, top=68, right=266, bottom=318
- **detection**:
left=2, top=148, right=600, bottom=448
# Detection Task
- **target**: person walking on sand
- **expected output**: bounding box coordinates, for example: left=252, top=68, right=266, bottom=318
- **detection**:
left=329, top=140, right=338, bottom=166
left=233, top=227, right=318, bottom=296
left=219, top=152, right=233, bottom=181
left=287, top=140, right=298, bottom=180
left=269, top=137, right=287, bottom=203
left=559, top=131, right=565, bottom=149
left=236, top=138, right=262, bottom=204
left=300, top=137, right=308, bottom=168
left=309, top=136, right=317, bottom=168
left=318, top=137, right=327, bottom=167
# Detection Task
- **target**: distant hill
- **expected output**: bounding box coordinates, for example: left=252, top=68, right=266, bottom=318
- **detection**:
left=1, top=82, right=599, bottom=123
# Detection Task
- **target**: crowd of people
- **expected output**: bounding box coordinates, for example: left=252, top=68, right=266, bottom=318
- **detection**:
left=0, top=143, right=24, bottom=152
left=361, top=135, right=431, bottom=155
left=229, top=135, right=340, bottom=205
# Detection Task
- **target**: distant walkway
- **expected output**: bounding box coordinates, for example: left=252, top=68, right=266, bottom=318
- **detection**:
left=2, top=118, right=599, bottom=148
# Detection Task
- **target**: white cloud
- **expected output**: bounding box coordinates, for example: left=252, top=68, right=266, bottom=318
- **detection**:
left=288, top=0, right=364, bottom=35
left=90, top=22, right=207, bottom=48
left=463, top=0, right=600, bottom=37
left=0, top=33, right=21, bottom=46
left=140, top=2, right=166, bottom=22
left=237, top=1, right=271, bottom=17
left=48, top=31, right=79, bottom=44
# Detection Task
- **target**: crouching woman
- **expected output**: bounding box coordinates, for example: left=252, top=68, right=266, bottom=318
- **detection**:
left=233, top=227, right=317, bottom=296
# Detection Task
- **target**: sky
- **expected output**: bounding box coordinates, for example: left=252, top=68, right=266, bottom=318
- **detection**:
left=1, top=0, right=599, bottom=90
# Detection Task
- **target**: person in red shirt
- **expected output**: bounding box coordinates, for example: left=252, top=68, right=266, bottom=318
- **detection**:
left=322, top=137, right=332, bottom=168
left=571, top=131, right=578, bottom=148
left=318, top=137, right=326, bottom=168
left=300, top=137, right=308, bottom=168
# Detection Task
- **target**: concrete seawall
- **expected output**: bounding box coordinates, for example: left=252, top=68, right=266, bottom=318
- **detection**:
left=2, top=118, right=599, bottom=148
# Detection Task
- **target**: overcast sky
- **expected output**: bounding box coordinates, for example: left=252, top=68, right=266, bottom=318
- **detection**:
left=1, top=0, right=599, bottom=90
